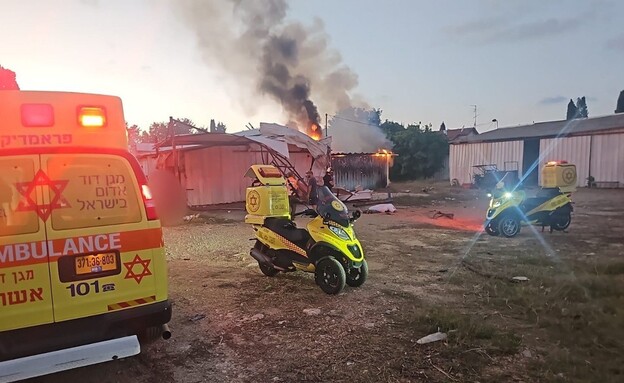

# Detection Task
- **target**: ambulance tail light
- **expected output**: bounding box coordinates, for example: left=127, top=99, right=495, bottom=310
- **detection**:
left=21, top=104, right=55, bottom=127
left=78, top=106, right=107, bottom=127
left=141, top=184, right=159, bottom=220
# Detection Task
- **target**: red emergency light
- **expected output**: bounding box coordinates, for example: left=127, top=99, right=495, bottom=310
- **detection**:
left=21, top=103, right=55, bottom=127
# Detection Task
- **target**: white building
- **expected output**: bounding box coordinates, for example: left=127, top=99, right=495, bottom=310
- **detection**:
left=449, top=114, right=624, bottom=188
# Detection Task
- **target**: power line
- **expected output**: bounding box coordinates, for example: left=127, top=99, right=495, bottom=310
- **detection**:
left=330, top=115, right=381, bottom=128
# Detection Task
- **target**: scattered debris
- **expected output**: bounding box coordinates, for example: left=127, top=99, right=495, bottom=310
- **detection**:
left=183, top=213, right=201, bottom=222
left=522, top=349, right=533, bottom=358
left=303, top=308, right=321, bottom=316
left=250, top=313, right=265, bottom=321
left=422, top=187, right=434, bottom=193
left=365, top=203, right=397, bottom=214
left=189, top=313, right=206, bottom=322
left=364, top=322, right=375, bottom=329
left=431, top=210, right=454, bottom=219
left=416, top=331, right=448, bottom=344
left=511, top=276, right=530, bottom=283
left=354, top=198, right=393, bottom=207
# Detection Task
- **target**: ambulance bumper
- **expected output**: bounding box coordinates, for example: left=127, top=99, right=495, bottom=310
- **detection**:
left=0, top=300, right=171, bottom=362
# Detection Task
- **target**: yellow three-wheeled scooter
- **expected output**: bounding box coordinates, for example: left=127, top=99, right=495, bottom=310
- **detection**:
left=244, top=165, right=367, bottom=294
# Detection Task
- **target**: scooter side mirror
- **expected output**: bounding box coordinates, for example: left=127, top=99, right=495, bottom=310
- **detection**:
left=351, top=210, right=361, bottom=222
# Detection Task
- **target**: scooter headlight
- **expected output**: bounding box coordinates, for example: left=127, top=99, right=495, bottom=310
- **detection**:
left=329, top=225, right=350, bottom=240
left=486, top=193, right=492, bottom=198
left=504, top=192, right=513, bottom=199
left=492, top=201, right=502, bottom=208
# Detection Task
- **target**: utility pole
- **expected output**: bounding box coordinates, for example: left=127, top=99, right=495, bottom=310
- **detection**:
left=470, top=105, right=477, bottom=127
left=325, top=113, right=328, bottom=137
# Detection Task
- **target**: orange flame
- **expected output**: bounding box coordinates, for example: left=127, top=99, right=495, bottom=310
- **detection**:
left=373, top=148, right=393, bottom=157
left=309, top=123, right=321, bottom=141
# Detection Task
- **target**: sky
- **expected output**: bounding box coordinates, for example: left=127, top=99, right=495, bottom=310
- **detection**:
left=2, top=0, right=623, bottom=134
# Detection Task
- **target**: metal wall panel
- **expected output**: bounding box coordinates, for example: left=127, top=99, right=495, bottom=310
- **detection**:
left=183, top=145, right=264, bottom=206
left=590, top=133, right=624, bottom=186
left=449, top=141, right=523, bottom=185
left=539, top=136, right=590, bottom=187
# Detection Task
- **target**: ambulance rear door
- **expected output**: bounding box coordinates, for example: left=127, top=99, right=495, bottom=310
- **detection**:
left=41, top=153, right=162, bottom=323
left=0, top=155, right=54, bottom=333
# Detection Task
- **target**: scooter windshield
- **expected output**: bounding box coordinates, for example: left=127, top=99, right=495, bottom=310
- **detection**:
left=315, top=186, right=350, bottom=227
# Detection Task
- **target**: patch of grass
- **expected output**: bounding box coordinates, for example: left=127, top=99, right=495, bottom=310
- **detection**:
left=596, top=260, right=624, bottom=275
left=402, top=307, right=522, bottom=356
left=457, top=258, right=624, bottom=383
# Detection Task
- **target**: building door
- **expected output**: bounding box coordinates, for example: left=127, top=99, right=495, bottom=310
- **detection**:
left=522, top=139, right=540, bottom=186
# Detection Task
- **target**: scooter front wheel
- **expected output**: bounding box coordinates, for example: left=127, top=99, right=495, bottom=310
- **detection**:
left=485, top=222, right=499, bottom=236
left=346, top=260, right=368, bottom=287
left=315, top=257, right=346, bottom=295
left=498, top=214, right=521, bottom=238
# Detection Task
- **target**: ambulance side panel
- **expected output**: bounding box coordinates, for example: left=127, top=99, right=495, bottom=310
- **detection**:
left=0, top=156, right=54, bottom=332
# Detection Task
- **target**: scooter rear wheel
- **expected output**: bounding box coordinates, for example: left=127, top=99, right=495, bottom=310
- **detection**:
left=551, top=212, right=572, bottom=231
left=259, top=262, right=279, bottom=277
left=315, top=257, right=346, bottom=295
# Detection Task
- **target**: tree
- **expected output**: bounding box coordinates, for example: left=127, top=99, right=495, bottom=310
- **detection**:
left=380, top=120, right=405, bottom=138
left=0, top=65, right=20, bottom=90
left=577, top=96, right=588, bottom=118
left=616, top=90, right=624, bottom=113
left=566, top=99, right=578, bottom=120
left=384, top=121, right=449, bottom=180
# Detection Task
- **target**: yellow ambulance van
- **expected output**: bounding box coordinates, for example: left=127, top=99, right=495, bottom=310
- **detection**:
left=0, top=91, right=171, bottom=381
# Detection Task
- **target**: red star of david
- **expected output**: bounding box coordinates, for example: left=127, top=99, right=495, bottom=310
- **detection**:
left=123, top=254, right=152, bottom=284
left=15, top=169, right=70, bottom=221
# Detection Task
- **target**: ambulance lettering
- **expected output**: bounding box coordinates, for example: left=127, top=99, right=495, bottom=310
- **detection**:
left=0, top=288, right=44, bottom=306
left=0, top=233, right=121, bottom=265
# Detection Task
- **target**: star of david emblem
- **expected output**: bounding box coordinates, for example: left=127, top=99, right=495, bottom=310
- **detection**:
left=248, top=190, right=260, bottom=212
left=123, top=254, right=152, bottom=284
left=15, top=169, right=70, bottom=221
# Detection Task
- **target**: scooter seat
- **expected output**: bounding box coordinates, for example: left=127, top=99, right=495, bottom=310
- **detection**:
left=263, top=217, right=311, bottom=249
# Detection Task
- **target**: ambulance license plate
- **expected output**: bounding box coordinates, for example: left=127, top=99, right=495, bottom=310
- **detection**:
left=75, top=253, right=117, bottom=275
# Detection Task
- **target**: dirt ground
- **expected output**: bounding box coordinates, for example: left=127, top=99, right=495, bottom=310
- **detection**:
left=32, top=184, right=623, bottom=383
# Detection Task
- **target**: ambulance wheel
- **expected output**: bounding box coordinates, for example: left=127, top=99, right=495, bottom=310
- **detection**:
left=315, top=257, right=346, bottom=295
left=498, top=214, right=521, bottom=238
left=259, top=262, right=279, bottom=277
left=552, top=213, right=572, bottom=231
left=485, top=222, right=499, bottom=236
left=346, top=260, right=368, bottom=287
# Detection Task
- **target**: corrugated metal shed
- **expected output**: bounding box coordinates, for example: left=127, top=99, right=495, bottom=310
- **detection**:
left=590, top=133, right=624, bottom=185
left=331, top=153, right=391, bottom=190
left=449, top=141, right=523, bottom=185
left=453, top=114, right=624, bottom=143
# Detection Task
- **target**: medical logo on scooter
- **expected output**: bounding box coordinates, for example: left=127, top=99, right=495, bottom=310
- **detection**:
left=247, top=190, right=261, bottom=213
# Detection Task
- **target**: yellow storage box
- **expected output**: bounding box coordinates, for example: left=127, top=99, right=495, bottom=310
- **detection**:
left=541, top=161, right=577, bottom=192
left=244, top=165, right=290, bottom=224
